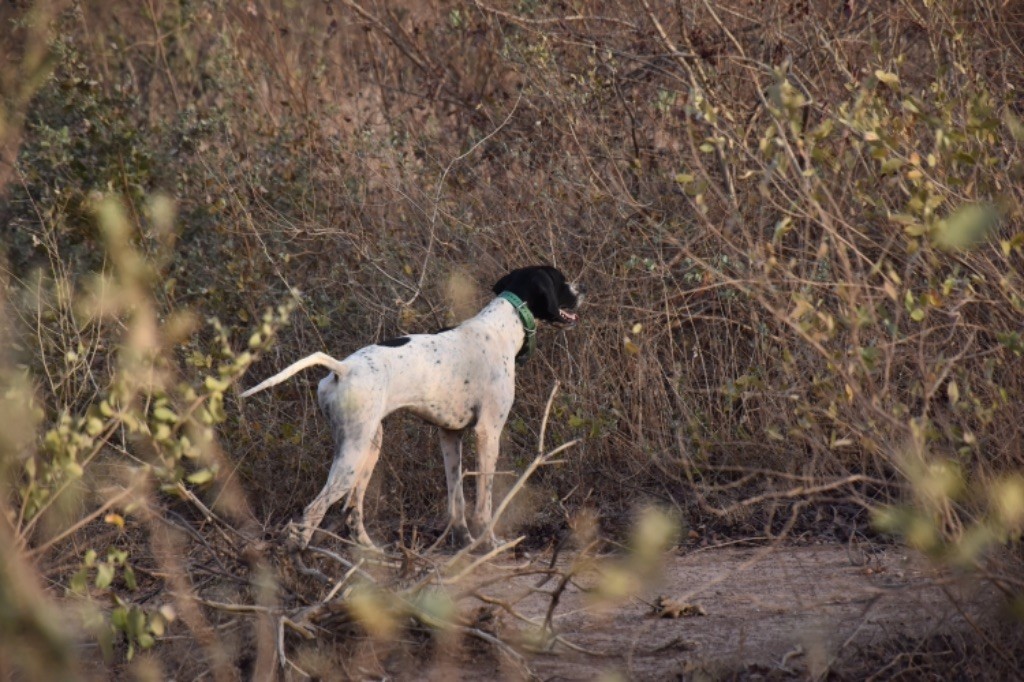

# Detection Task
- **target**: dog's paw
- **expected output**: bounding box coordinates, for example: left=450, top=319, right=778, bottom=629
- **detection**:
left=284, top=521, right=310, bottom=551
left=451, top=525, right=475, bottom=549
left=471, top=533, right=507, bottom=554
left=343, top=516, right=383, bottom=552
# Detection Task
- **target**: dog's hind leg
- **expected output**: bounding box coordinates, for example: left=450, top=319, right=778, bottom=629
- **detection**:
left=345, top=424, right=383, bottom=548
left=439, top=428, right=473, bottom=547
left=292, top=425, right=380, bottom=549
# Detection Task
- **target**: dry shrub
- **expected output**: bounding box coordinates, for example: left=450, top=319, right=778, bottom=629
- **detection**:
left=1, top=0, right=1023, bottom=677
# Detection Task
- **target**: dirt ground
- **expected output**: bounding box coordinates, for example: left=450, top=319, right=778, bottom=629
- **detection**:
left=447, top=543, right=990, bottom=680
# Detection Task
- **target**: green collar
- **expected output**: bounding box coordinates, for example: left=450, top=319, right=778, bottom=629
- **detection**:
left=498, top=291, right=536, bottom=364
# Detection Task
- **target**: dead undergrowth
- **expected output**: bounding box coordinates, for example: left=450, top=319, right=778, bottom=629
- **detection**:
left=2, top=0, right=1023, bottom=678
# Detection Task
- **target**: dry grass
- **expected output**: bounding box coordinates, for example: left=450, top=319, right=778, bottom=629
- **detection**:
left=1, top=0, right=1023, bottom=677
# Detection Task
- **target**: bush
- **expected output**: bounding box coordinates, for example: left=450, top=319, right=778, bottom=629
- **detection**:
left=1, top=0, right=1021, bottom=676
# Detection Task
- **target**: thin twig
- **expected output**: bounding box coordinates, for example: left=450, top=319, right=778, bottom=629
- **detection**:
left=402, top=91, right=523, bottom=307
left=28, top=484, right=139, bottom=558
left=703, top=474, right=878, bottom=516
left=443, top=536, right=524, bottom=584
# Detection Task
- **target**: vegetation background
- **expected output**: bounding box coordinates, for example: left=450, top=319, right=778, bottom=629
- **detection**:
left=1, top=0, right=1022, bottom=678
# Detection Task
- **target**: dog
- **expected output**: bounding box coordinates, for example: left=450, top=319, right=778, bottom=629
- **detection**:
left=240, top=266, right=583, bottom=549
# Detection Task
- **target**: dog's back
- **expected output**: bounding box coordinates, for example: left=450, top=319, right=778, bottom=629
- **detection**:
left=321, top=299, right=522, bottom=430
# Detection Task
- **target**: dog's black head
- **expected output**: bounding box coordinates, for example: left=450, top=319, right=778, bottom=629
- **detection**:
left=492, top=265, right=584, bottom=327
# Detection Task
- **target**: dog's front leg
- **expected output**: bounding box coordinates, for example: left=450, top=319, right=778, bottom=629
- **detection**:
left=439, top=428, right=473, bottom=547
left=471, top=419, right=504, bottom=548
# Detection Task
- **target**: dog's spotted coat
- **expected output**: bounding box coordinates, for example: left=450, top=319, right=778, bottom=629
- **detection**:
left=241, top=266, right=583, bottom=549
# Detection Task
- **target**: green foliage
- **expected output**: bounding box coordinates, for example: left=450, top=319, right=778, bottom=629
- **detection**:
left=69, top=547, right=175, bottom=661
left=671, top=34, right=1023, bottom=579
left=2, top=194, right=296, bottom=665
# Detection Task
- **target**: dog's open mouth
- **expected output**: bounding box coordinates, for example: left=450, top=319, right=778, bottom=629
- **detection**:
left=558, top=309, right=579, bottom=327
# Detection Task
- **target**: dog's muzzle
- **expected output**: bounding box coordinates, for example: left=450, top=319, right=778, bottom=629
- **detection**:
left=557, top=282, right=585, bottom=327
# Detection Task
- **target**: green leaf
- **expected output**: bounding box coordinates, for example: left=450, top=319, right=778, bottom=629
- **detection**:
left=152, top=406, right=178, bottom=423
left=86, top=417, right=105, bottom=436
left=683, top=178, right=709, bottom=196
left=996, top=332, right=1024, bottom=355
left=124, top=565, right=137, bottom=591
left=111, top=606, right=128, bottom=630
left=1006, top=111, right=1024, bottom=141
left=187, top=468, right=214, bottom=485
left=859, top=346, right=880, bottom=370
left=935, top=203, right=999, bottom=251
left=153, top=423, right=172, bottom=441
left=1000, top=233, right=1024, bottom=256
left=127, top=607, right=146, bottom=638
left=773, top=216, right=793, bottom=243
left=811, top=118, right=833, bottom=140
left=947, top=380, right=960, bottom=405
left=204, top=376, right=229, bottom=393
left=70, top=568, right=89, bottom=593
left=880, top=158, right=904, bottom=174
left=96, top=562, right=115, bottom=589
left=874, top=70, right=900, bottom=87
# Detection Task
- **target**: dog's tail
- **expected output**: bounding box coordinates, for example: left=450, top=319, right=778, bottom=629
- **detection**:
left=240, top=352, right=348, bottom=398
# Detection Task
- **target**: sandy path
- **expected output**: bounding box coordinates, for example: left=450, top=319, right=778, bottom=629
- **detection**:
left=455, top=544, right=982, bottom=680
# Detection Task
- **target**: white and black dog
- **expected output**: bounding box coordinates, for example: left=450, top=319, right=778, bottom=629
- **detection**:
left=241, top=266, right=583, bottom=549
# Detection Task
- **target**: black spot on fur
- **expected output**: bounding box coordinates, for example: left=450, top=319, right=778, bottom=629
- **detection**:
left=377, top=336, right=411, bottom=348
